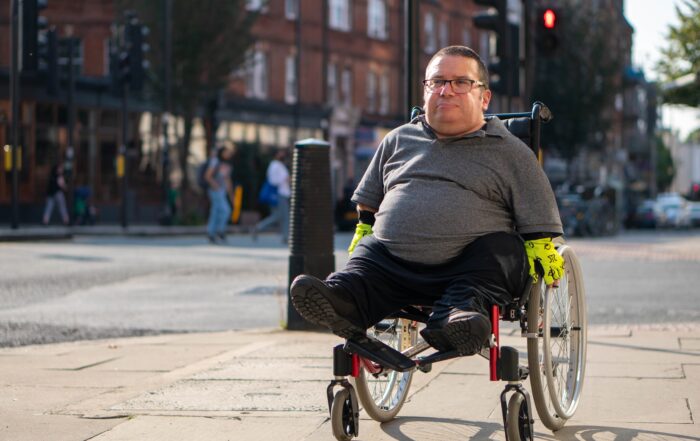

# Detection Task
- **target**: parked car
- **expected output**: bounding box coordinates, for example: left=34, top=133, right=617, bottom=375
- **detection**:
left=630, top=199, right=657, bottom=229
left=557, top=193, right=586, bottom=237
left=683, top=201, right=700, bottom=227
left=655, top=193, right=690, bottom=228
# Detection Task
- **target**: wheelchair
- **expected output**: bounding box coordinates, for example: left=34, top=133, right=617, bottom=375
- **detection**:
left=324, top=103, right=587, bottom=441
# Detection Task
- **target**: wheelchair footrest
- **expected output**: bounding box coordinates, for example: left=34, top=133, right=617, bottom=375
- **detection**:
left=345, top=335, right=415, bottom=372
left=416, top=349, right=461, bottom=368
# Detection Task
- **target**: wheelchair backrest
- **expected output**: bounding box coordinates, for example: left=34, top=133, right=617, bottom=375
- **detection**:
left=489, top=101, right=553, bottom=159
left=411, top=102, right=553, bottom=159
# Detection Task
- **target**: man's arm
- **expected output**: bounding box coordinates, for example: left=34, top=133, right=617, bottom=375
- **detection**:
left=356, top=203, right=377, bottom=214
left=348, top=204, right=378, bottom=254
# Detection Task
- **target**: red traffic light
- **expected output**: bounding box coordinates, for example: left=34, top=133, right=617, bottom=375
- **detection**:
left=543, top=9, right=556, bottom=28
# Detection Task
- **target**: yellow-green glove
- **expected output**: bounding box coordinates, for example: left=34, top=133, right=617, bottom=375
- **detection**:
left=348, top=223, right=373, bottom=255
left=524, top=238, right=565, bottom=285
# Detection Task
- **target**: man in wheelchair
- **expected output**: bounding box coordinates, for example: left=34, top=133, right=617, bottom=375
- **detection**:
left=291, top=45, right=564, bottom=356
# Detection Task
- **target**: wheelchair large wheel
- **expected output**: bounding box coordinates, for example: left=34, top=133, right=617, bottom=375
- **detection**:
left=527, top=244, right=587, bottom=431
left=352, top=318, right=418, bottom=422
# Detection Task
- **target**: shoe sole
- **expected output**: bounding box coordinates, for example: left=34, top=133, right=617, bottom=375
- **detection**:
left=420, top=327, right=452, bottom=352
left=442, top=315, right=491, bottom=356
left=290, top=276, right=365, bottom=339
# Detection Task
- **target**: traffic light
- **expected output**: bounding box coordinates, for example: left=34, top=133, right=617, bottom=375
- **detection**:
left=38, top=27, right=58, bottom=94
left=537, top=7, right=560, bottom=55
left=20, top=0, right=48, bottom=71
left=472, top=0, right=519, bottom=96
left=110, top=15, right=149, bottom=92
left=126, top=21, right=149, bottom=91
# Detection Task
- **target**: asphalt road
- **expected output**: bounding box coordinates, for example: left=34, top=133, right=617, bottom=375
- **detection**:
left=1, top=229, right=698, bottom=347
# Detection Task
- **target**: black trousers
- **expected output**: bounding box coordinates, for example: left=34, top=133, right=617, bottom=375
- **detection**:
left=326, top=232, right=530, bottom=329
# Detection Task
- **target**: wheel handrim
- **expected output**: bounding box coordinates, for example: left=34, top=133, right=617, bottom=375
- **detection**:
left=542, top=246, right=586, bottom=419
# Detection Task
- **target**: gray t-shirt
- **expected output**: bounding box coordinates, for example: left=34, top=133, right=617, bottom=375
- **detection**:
left=352, top=116, right=563, bottom=265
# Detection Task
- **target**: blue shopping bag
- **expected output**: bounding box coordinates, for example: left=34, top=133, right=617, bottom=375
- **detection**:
left=258, top=180, right=278, bottom=206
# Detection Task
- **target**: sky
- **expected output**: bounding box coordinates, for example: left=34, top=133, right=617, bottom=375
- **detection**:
left=624, top=0, right=699, bottom=140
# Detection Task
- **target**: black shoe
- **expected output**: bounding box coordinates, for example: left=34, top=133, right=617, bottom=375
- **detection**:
left=207, top=235, right=217, bottom=244
left=290, top=275, right=365, bottom=339
left=217, top=233, right=227, bottom=243
left=420, top=310, right=491, bottom=355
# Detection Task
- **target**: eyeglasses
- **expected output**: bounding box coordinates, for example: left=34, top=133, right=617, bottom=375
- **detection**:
left=422, top=78, right=486, bottom=94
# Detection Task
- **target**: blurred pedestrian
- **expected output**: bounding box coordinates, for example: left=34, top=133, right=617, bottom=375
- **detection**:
left=205, top=143, right=235, bottom=244
left=42, top=163, right=70, bottom=226
left=253, top=149, right=290, bottom=243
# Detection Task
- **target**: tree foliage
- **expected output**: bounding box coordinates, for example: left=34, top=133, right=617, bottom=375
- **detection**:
left=655, top=135, right=676, bottom=191
left=531, top=0, right=625, bottom=162
left=117, top=0, right=258, bottom=188
left=656, top=0, right=700, bottom=107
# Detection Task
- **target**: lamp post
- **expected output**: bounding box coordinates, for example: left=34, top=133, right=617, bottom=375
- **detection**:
left=10, top=0, right=21, bottom=229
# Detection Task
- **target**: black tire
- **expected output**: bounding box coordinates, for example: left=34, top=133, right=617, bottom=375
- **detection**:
left=331, top=388, right=356, bottom=441
left=506, top=393, right=534, bottom=441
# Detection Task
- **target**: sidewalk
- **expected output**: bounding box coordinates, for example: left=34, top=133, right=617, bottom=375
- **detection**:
left=1, top=324, right=699, bottom=441
left=0, top=224, right=249, bottom=241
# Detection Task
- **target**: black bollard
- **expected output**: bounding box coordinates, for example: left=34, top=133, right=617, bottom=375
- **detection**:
left=287, top=139, right=335, bottom=330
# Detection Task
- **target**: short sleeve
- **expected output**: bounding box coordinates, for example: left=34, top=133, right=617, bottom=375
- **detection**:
left=352, top=135, right=393, bottom=209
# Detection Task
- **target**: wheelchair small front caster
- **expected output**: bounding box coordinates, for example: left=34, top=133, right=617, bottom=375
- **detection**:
left=506, top=392, right=534, bottom=441
left=331, top=386, right=360, bottom=441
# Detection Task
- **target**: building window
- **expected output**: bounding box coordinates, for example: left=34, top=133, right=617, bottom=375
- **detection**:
left=58, top=38, right=84, bottom=77
left=329, top=0, right=351, bottom=32
left=379, top=72, right=390, bottom=115
left=103, top=39, right=110, bottom=76
left=246, top=0, right=268, bottom=12
left=439, top=20, right=448, bottom=48
left=367, top=0, right=387, bottom=40
left=246, top=50, right=268, bottom=99
left=366, top=71, right=377, bottom=113
left=285, top=54, right=297, bottom=104
left=341, top=67, right=352, bottom=106
left=285, top=0, right=298, bottom=20
left=424, top=12, right=436, bottom=54
left=327, top=62, right=338, bottom=104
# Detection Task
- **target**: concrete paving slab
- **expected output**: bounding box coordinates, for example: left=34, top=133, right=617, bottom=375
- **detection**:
left=554, top=422, right=700, bottom=440
left=0, top=411, right=122, bottom=441
left=575, top=377, right=693, bottom=424
left=112, top=379, right=329, bottom=412
left=0, top=384, right=108, bottom=413
left=90, top=414, right=327, bottom=441
left=1, top=365, right=157, bottom=389
left=586, top=337, right=700, bottom=364
left=585, top=362, right=685, bottom=379
left=192, top=357, right=333, bottom=381
left=92, top=343, right=240, bottom=372
left=680, top=337, right=700, bottom=351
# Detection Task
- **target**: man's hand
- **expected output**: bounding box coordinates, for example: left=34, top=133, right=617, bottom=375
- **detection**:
left=348, top=223, right=373, bottom=255
left=524, top=238, right=564, bottom=286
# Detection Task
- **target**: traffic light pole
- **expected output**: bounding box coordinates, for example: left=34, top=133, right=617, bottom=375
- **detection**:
left=120, top=82, right=129, bottom=229
left=404, top=0, right=419, bottom=119
left=10, top=0, right=20, bottom=229
left=161, top=0, right=172, bottom=223
left=66, top=37, right=76, bottom=223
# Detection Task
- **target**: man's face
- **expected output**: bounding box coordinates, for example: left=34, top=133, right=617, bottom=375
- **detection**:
left=423, top=55, right=492, bottom=137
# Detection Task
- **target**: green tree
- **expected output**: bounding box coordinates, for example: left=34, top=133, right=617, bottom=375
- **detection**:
left=531, top=0, right=624, bottom=166
left=656, top=0, right=700, bottom=107
left=656, top=135, right=676, bottom=192
left=117, top=0, right=258, bottom=192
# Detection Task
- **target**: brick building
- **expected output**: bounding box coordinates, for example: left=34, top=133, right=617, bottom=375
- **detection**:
left=0, top=0, right=513, bottom=224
